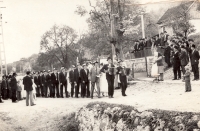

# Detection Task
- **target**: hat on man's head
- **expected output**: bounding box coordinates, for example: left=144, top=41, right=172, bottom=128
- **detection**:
left=43, top=70, right=46, bottom=72
left=13, top=72, right=17, bottom=76
left=107, top=57, right=112, bottom=61
left=60, top=67, right=65, bottom=70
left=71, top=65, right=75, bottom=68
left=192, top=44, right=196, bottom=48
left=48, top=70, right=51, bottom=72
left=180, top=45, right=185, bottom=48
left=53, top=68, right=57, bottom=70
left=174, top=46, right=178, bottom=50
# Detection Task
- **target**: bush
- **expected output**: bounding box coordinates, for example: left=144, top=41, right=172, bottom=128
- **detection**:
left=84, top=102, right=200, bottom=130
left=58, top=113, right=79, bottom=131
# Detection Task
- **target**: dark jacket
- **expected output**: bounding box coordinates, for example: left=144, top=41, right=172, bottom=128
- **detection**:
left=59, top=72, right=67, bottom=84
left=23, top=76, right=33, bottom=91
left=157, top=53, right=163, bottom=66
left=10, top=76, right=17, bottom=90
left=100, top=64, right=115, bottom=79
left=80, top=69, right=89, bottom=83
left=191, top=50, right=200, bottom=65
left=74, top=68, right=80, bottom=83
left=1, top=79, right=7, bottom=89
left=173, top=51, right=181, bottom=67
left=38, top=75, right=44, bottom=86
left=69, top=70, right=75, bottom=83
left=51, top=73, right=59, bottom=85
left=179, top=49, right=188, bottom=66
left=34, top=76, right=39, bottom=86
left=145, top=40, right=152, bottom=47
left=46, top=74, right=51, bottom=83
left=155, top=39, right=160, bottom=47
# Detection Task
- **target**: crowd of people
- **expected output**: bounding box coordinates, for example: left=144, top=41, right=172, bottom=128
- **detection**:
left=0, top=57, right=130, bottom=105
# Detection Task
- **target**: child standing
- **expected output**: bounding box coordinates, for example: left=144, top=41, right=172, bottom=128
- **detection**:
left=17, top=80, right=22, bottom=101
left=183, top=66, right=191, bottom=92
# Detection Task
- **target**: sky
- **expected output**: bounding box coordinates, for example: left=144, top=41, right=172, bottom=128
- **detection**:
left=0, top=0, right=183, bottom=63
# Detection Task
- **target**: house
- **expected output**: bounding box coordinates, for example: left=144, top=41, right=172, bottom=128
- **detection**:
left=157, top=0, right=200, bottom=36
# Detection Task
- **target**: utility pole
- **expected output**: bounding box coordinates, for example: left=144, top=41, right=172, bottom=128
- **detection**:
left=141, top=12, right=145, bottom=38
left=0, top=1, right=7, bottom=76
left=110, top=0, right=116, bottom=63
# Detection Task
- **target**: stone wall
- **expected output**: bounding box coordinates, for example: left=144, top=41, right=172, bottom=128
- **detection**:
left=76, top=102, right=200, bottom=131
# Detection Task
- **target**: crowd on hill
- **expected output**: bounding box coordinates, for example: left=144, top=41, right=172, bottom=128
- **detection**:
left=0, top=57, right=130, bottom=105
left=133, top=31, right=199, bottom=83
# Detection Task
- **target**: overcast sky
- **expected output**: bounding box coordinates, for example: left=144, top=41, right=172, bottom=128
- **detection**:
left=1, top=0, right=181, bottom=63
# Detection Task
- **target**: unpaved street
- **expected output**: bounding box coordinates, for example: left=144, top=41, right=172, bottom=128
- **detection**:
left=1, top=81, right=200, bottom=131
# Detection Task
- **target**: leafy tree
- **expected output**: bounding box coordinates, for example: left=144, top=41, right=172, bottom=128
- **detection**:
left=40, top=24, right=78, bottom=68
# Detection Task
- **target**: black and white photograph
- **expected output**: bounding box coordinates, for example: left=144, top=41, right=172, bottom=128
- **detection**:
left=0, top=0, right=200, bottom=130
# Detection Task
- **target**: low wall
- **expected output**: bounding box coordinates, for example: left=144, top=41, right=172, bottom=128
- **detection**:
left=76, top=102, right=200, bottom=131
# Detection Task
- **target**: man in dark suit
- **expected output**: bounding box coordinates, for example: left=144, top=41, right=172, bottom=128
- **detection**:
left=69, top=65, right=75, bottom=97
left=34, top=72, right=39, bottom=97
left=172, top=46, right=181, bottom=80
left=59, top=67, right=68, bottom=98
left=23, top=71, right=35, bottom=106
left=191, top=44, right=199, bottom=81
left=10, top=73, right=18, bottom=103
left=80, top=64, right=90, bottom=98
left=154, top=35, right=160, bottom=47
left=100, top=57, right=115, bottom=98
left=163, top=42, right=172, bottom=68
left=47, top=70, right=52, bottom=97
left=117, top=60, right=127, bottom=96
left=179, top=45, right=188, bottom=77
left=51, top=68, right=59, bottom=98
left=74, top=64, right=82, bottom=98
left=41, top=71, right=46, bottom=97
left=38, top=71, right=44, bottom=97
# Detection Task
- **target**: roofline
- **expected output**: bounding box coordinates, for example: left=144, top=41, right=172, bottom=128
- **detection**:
left=186, top=0, right=196, bottom=12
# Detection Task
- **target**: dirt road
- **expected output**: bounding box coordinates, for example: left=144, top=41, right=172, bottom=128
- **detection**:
left=0, top=81, right=200, bottom=131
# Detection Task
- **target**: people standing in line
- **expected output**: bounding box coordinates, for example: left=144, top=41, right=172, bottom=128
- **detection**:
left=80, top=64, right=90, bottom=98
left=179, top=45, right=188, bottom=81
left=69, top=65, right=75, bottom=98
left=183, top=66, right=191, bottom=92
left=10, top=73, right=18, bottom=103
left=33, top=72, right=39, bottom=97
left=74, top=63, right=82, bottom=98
left=1, top=75, right=7, bottom=100
left=90, top=61, right=101, bottom=99
left=172, top=46, right=181, bottom=80
left=59, top=67, right=68, bottom=98
left=117, top=60, right=127, bottom=96
left=23, top=71, right=35, bottom=106
left=51, top=68, right=59, bottom=98
left=101, top=57, right=115, bottom=98
left=190, top=44, right=199, bottom=81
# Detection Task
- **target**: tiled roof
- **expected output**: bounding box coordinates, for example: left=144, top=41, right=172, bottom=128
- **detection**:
left=157, top=1, right=195, bottom=24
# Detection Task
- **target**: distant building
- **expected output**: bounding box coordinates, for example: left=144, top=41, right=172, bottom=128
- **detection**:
left=157, top=0, right=200, bottom=36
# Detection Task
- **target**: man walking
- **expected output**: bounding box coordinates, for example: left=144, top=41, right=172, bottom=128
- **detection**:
left=191, top=44, right=199, bottom=81
left=23, top=71, right=35, bottom=106
left=90, top=61, right=101, bottom=99
left=101, top=57, right=115, bottom=98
